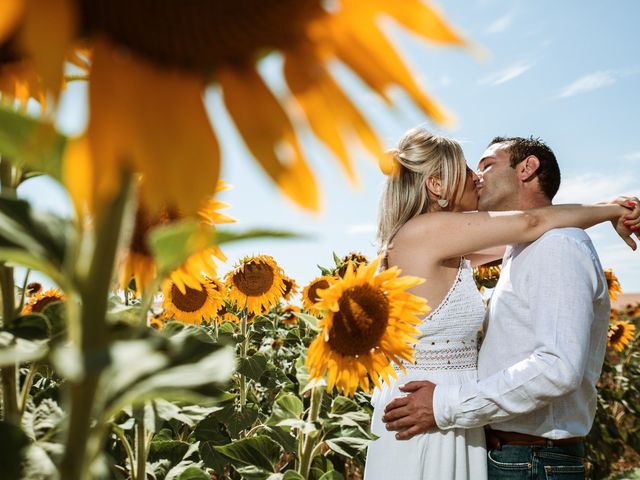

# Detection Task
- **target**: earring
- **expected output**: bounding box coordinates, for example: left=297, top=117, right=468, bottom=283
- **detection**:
left=437, top=198, right=449, bottom=208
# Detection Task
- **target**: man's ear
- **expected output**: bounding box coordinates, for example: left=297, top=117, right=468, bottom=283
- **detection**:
left=425, top=176, right=443, bottom=197
left=517, top=155, right=541, bottom=182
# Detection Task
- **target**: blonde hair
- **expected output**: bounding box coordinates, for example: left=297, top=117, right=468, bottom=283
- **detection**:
left=375, top=128, right=466, bottom=268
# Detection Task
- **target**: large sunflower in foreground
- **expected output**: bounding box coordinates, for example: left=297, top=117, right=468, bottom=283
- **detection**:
left=608, top=320, right=636, bottom=352
left=162, top=278, right=223, bottom=325
left=306, top=258, right=430, bottom=396
left=605, top=268, right=622, bottom=303
left=119, top=180, right=234, bottom=296
left=225, top=255, right=286, bottom=315
left=23, top=288, right=65, bottom=313
left=1, top=0, right=466, bottom=215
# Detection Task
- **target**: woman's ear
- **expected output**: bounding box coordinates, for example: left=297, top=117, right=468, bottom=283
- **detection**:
left=518, top=155, right=541, bottom=181
left=425, top=176, right=443, bottom=197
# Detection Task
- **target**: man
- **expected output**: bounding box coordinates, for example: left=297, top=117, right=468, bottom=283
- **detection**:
left=381, top=136, right=639, bottom=478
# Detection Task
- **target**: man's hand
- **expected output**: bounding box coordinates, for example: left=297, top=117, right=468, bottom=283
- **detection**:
left=382, top=381, right=437, bottom=440
left=612, top=197, right=640, bottom=250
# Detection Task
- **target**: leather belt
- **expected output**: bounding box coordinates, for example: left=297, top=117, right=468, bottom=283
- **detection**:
left=485, top=428, right=583, bottom=449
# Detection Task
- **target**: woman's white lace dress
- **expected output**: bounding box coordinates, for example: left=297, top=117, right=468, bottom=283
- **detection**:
left=364, top=258, right=488, bottom=480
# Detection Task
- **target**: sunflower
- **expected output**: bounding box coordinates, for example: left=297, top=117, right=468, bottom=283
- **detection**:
left=280, top=304, right=302, bottom=326
left=148, top=314, right=165, bottom=330
left=25, top=282, right=43, bottom=296
left=624, top=303, right=640, bottom=319
left=1, top=0, right=466, bottom=216
left=336, top=252, right=369, bottom=278
left=225, top=255, right=285, bottom=315
left=281, top=275, right=300, bottom=302
left=305, top=257, right=430, bottom=396
left=608, top=320, right=636, bottom=352
left=119, top=181, right=234, bottom=296
left=162, top=279, right=223, bottom=325
left=605, top=268, right=622, bottom=302
left=473, top=262, right=502, bottom=290
left=302, top=275, right=334, bottom=312
left=23, top=288, right=65, bottom=313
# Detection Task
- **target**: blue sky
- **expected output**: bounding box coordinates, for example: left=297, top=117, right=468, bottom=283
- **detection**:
left=19, top=0, right=640, bottom=293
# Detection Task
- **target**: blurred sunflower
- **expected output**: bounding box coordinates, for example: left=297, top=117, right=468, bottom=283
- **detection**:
left=148, top=314, right=165, bottom=330
left=281, top=275, right=300, bottom=302
left=608, top=320, right=636, bottom=352
left=336, top=252, right=369, bottom=278
left=605, top=268, right=622, bottom=302
left=225, top=255, right=285, bottom=315
left=119, top=181, right=234, bottom=296
left=25, top=281, right=43, bottom=296
left=1, top=0, right=466, bottom=215
left=302, top=275, right=334, bottom=312
left=23, top=287, right=65, bottom=313
left=306, top=257, right=430, bottom=396
left=473, top=262, right=502, bottom=290
left=624, top=302, right=640, bottom=319
left=162, top=279, right=223, bottom=325
left=281, top=304, right=302, bottom=326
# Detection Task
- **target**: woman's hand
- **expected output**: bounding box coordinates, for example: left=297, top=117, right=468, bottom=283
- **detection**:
left=611, top=196, right=640, bottom=250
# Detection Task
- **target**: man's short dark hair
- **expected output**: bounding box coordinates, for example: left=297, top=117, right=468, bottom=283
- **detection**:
left=489, top=136, right=561, bottom=200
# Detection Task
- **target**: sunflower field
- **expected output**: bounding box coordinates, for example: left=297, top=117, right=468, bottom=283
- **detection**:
left=0, top=1, right=638, bottom=480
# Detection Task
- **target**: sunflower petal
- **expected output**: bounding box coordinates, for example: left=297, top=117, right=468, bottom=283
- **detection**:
left=89, top=40, right=221, bottom=216
left=367, top=0, right=466, bottom=46
left=285, top=45, right=388, bottom=182
left=18, top=0, right=76, bottom=104
left=0, top=0, right=24, bottom=44
left=218, top=65, right=319, bottom=212
left=329, top=13, right=454, bottom=126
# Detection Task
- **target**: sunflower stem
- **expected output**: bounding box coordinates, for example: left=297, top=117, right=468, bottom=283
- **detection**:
left=60, top=173, right=132, bottom=480
left=18, top=361, right=39, bottom=417
left=17, top=268, right=30, bottom=313
left=113, top=426, right=136, bottom=479
left=238, top=309, right=248, bottom=410
left=134, top=403, right=147, bottom=480
left=0, top=158, right=19, bottom=425
left=297, top=385, right=324, bottom=479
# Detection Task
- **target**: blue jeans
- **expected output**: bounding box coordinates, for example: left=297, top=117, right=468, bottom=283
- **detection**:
left=487, top=443, right=586, bottom=479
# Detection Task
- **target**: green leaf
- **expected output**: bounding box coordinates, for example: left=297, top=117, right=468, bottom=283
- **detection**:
left=330, top=396, right=359, bottom=415
left=0, top=106, right=67, bottom=179
left=6, top=313, right=50, bottom=340
left=267, top=393, right=303, bottom=426
left=238, top=352, right=268, bottom=381
left=0, top=331, right=47, bottom=366
left=292, top=312, right=319, bottom=330
left=100, top=326, right=235, bottom=417
left=325, top=436, right=371, bottom=458
left=0, top=421, right=30, bottom=480
left=0, top=197, right=70, bottom=286
left=319, top=471, right=345, bottom=480
left=148, top=220, right=217, bottom=276
left=148, top=438, right=190, bottom=466
left=214, top=228, right=307, bottom=246
left=177, top=467, right=210, bottom=480
left=213, top=435, right=282, bottom=472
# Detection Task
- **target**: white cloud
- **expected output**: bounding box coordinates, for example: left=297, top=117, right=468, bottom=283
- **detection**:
left=347, top=224, right=376, bottom=235
left=485, top=13, right=514, bottom=34
left=623, top=152, right=640, bottom=161
left=557, top=70, right=616, bottom=98
left=479, top=62, right=533, bottom=86
left=555, top=173, right=637, bottom=204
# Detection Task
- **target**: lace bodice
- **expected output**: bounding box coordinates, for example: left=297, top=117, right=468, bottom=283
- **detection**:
left=398, top=258, right=486, bottom=372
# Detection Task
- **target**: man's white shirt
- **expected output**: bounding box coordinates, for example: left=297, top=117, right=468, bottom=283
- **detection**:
left=433, top=228, right=610, bottom=438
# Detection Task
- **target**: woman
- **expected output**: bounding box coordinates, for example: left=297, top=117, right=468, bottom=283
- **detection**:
left=363, top=128, right=638, bottom=480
